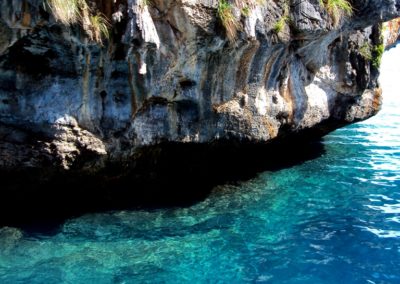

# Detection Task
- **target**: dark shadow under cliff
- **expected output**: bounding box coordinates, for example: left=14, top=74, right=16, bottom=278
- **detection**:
left=0, top=138, right=325, bottom=233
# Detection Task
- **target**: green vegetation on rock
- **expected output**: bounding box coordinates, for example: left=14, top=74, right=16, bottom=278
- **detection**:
left=359, top=42, right=373, bottom=61
left=273, top=2, right=290, bottom=34
left=241, top=6, right=251, bottom=17
left=320, top=0, right=353, bottom=27
left=218, top=0, right=240, bottom=42
left=372, top=44, right=384, bottom=68
left=274, top=16, right=289, bottom=34
left=217, top=0, right=267, bottom=42
left=46, top=0, right=110, bottom=44
left=89, top=14, right=110, bottom=43
left=358, top=41, right=385, bottom=69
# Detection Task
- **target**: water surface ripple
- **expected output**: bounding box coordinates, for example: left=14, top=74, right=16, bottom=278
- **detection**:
left=1, top=46, right=400, bottom=283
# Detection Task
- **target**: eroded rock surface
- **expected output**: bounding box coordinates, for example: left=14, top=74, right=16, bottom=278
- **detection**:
left=0, top=0, right=399, bottom=176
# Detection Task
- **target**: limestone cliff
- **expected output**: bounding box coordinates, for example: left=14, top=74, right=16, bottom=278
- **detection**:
left=0, top=0, right=399, bottom=176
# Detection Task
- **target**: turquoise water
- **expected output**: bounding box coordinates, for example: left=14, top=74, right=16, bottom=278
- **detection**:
left=1, top=47, right=400, bottom=283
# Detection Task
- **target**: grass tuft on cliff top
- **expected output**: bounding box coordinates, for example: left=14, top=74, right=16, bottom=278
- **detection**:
left=320, top=0, right=353, bottom=27
left=46, top=0, right=110, bottom=44
left=47, top=0, right=80, bottom=25
left=218, top=0, right=240, bottom=42
left=89, top=14, right=110, bottom=43
left=218, top=0, right=266, bottom=42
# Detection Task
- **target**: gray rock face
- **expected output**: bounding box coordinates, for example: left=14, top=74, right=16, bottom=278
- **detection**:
left=0, top=226, right=23, bottom=252
left=0, top=0, right=399, bottom=175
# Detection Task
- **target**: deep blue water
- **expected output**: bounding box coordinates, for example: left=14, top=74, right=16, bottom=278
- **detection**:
left=1, top=46, right=400, bottom=283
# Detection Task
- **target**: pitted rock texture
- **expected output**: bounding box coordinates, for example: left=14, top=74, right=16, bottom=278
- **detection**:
left=0, top=0, right=399, bottom=174
left=384, top=17, right=400, bottom=47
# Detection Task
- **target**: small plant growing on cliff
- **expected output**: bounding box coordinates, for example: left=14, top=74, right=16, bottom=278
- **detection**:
left=320, top=0, right=353, bottom=27
left=89, top=14, right=110, bottom=43
left=217, top=0, right=267, bottom=42
left=358, top=41, right=384, bottom=69
left=241, top=6, right=251, bottom=16
left=359, top=42, right=373, bottom=61
left=218, top=0, right=240, bottom=42
left=372, top=44, right=384, bottom=68
left=46, top=0, right=110, bottom=44
left=46, top=0, right=80, bottom=25
left=140, top=0, right=153, bottom=9
left=274, top=16, right=289, bottom=34
left=273, top=3, right=290, bottom=34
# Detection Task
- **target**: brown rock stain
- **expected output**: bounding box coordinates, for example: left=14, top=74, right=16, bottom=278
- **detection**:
left=21, top=1, right=31, bottom=27
left=263, top=50, right=281, bottom=85
left=262, top=117, right=278, bottom=139
left=385, top=18, right=400, bottom=47
left=372, top=87, right=382, bottom=111
left=235, top=40, right=260, bottom=92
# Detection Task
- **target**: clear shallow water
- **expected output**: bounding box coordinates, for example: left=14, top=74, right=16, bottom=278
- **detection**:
left=1, top=47, right=400, bottom=283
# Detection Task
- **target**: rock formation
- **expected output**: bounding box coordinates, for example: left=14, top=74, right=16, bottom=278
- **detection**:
left=0, top=0, right=399, bottom=179
left=384, top=17, right=400, bottom=47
